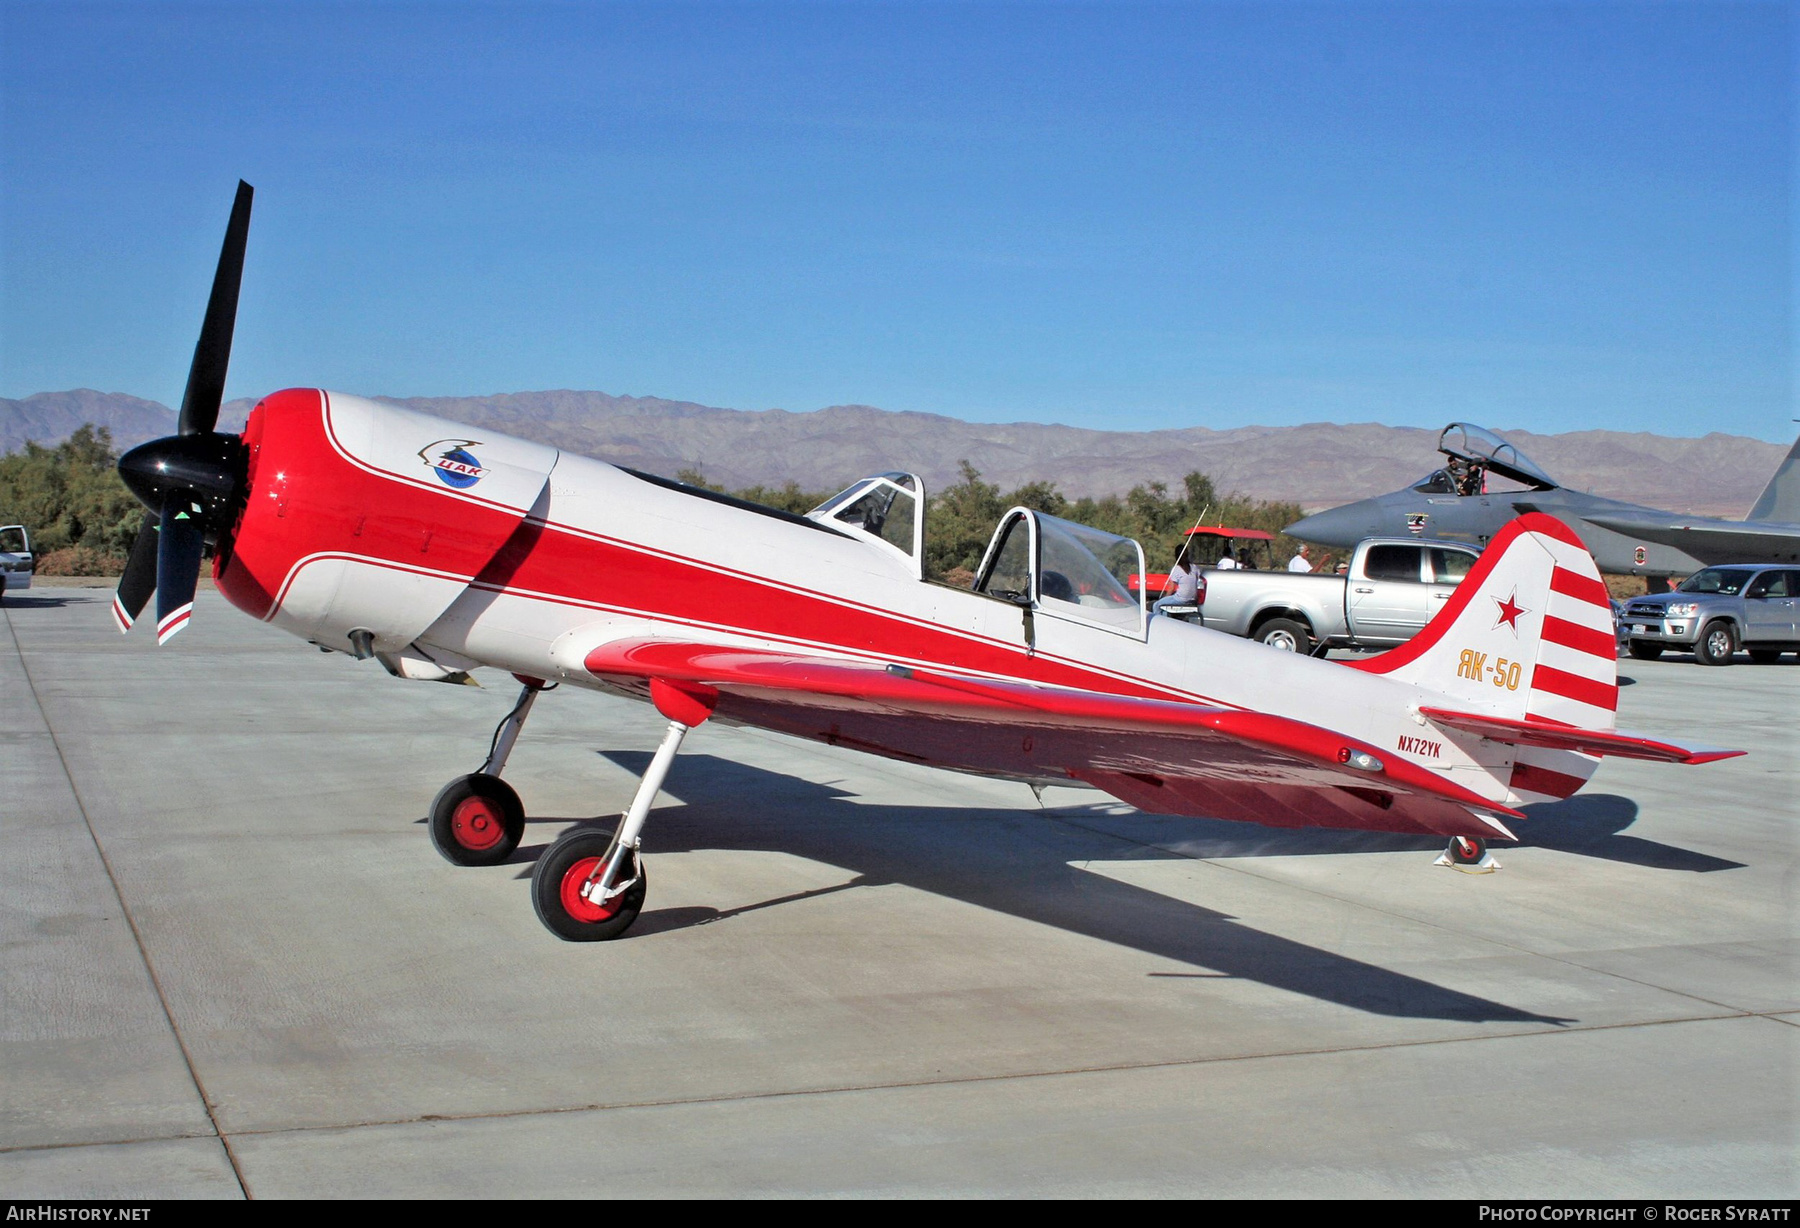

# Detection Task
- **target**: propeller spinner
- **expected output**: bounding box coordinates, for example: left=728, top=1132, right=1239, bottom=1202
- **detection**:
left=113, top=181, right=254, bottom=642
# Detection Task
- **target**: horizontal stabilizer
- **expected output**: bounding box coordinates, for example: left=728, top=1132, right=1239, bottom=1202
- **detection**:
left=1418, top=706, right=1742, bottom=764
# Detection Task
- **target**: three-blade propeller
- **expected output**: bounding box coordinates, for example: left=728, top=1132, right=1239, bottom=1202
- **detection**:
left=114, top=180, right=254, bottom=643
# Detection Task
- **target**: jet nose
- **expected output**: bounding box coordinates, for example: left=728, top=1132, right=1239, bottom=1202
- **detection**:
left=1286, top=500, right=1380, bottom=548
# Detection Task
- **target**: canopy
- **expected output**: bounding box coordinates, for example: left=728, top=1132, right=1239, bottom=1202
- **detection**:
left=1438, top=424, right=1557, bottom=490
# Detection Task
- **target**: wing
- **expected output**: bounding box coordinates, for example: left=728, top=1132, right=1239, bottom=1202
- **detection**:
left=585, top=639, right=1523, bottom=841
left=1582, top=512, right=1800, bottom=563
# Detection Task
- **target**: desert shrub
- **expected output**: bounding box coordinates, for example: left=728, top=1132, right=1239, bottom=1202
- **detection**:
left=34, top=545, right=128, bottom=576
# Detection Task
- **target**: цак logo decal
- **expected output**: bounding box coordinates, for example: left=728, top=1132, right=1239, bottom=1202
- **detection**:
left=420, top=440, right=487, bottom=489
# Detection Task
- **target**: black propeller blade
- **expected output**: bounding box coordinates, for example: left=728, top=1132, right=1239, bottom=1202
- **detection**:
left=114, top=180, right=255, bottom=642
left=111, top=514, right=158, bottom=633
left=179, top=180, right=253, bottom=437
left=154, top=504, right=205, bottom=643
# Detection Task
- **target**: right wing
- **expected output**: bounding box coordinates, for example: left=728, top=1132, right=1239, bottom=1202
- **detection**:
left=585, top=638, right=1523, bottom=841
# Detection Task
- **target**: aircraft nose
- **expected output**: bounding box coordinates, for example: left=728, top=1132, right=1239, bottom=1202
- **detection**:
left=1286, top=500, right=1378, bottom=548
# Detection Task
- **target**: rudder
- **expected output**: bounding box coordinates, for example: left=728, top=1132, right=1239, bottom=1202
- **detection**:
left=1350, top=514, right=1619, bottom=804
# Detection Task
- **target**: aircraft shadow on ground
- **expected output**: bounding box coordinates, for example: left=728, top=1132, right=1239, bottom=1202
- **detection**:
left=0, top=594, right=85, bottom=609
left=508, top=750, right=1574, bottom=1026
left=1056, top=792, right=1742, bottom=874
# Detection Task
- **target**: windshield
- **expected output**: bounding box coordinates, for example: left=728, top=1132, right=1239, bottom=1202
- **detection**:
left=1413, top=469, right=1458, bottom=494
left=1678, top=567, right=1758, bottom=596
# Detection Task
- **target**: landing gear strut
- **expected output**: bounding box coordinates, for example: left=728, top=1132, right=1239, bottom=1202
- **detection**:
left=1435, top=835, right=1499, bottom=873
left=427, top=675, right=552, bottom=867
left=531, top=678, right=715, bottom=941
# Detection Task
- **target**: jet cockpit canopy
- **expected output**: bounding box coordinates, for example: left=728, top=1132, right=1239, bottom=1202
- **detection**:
left=1437, top=423, right=1558, bottom=491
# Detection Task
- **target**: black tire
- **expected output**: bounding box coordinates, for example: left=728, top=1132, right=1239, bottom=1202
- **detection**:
left=428, top=772, right=525, bottom=867
left=1694, top=621, right=1736, bottom=666
left=1448, top=836, right=1486, bottom=865
left=1627, top=641, right=1663, bottom=661
left=532, top=829, right=647, bottom=942
left=1748, top=648, right=1784, bottom=664
left=1254, top=618, right=1312, bottom=653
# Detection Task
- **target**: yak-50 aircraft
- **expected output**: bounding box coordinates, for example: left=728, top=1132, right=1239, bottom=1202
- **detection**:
left=112, top=185, right=1743, bottom=941
left=1287, top=423, right=1800, bottom=577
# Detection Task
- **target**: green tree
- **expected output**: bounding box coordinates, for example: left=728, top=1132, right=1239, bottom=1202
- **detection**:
left=0, top=425, right=143, bottom=558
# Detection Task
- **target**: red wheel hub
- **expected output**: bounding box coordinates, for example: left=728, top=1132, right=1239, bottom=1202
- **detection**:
left=560, top=856, right=622, bottom=923
left=450, top=796, right=507, bottom=851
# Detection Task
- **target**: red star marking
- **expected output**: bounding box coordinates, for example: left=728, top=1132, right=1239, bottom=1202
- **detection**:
left=1493, top=590, right=1528, bottom=632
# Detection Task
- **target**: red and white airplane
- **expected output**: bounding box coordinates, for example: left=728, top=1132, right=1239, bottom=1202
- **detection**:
left=114, top=184, right=1743, bottom=941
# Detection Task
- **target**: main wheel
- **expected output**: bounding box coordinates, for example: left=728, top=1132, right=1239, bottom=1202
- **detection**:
left=1255, top=618, right=1312, bottom=653
left=532, top=829, right=647, bottom=942
left=1627, top=641, right=1663, bottom=661
left=1694, top=621, right=1736, bottom=666
left=428, top=773, right=525, bottom=867
left=1448, top=836, right=1486, bottom=866
left=1748, top=648, right=1784, bottom=664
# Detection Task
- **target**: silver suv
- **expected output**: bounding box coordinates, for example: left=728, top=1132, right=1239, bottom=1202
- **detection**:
left=1621, top=565, right=1800, bottom=665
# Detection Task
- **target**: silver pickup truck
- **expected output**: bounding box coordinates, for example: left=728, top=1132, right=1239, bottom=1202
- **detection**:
left=1190, top=537, right=1481, bottom=653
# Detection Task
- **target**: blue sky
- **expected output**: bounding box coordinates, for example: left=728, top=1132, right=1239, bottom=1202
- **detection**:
left=1, top=1, right=1792, bottom=440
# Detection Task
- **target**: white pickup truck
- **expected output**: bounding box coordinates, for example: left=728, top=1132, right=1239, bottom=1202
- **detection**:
left=0, top=525, right=33, bottom=603
left=1190, top=536, right=1481, bottom=653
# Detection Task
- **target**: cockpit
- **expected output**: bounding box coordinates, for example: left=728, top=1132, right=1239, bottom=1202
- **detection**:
left=807, top=473, right=925, bottom=577
left=971, top=507, right=1147, bottom=637
left=808, top=475, right=1151, bottom=639
left=1412, top=423, right=1560, bottom=496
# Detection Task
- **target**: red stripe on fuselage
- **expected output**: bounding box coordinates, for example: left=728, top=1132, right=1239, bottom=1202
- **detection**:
left=219, top=389, right=1209, bottom=706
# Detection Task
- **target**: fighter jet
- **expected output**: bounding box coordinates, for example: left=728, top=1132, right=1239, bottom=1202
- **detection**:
left=1285, top=423, right=1800, bottom=577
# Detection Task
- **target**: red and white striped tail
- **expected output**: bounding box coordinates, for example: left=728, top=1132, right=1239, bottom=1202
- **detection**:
left=1350, top=513, right=1617, bottom=805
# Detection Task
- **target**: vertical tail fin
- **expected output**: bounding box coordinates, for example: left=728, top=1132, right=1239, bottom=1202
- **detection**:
left=1350, top=514, right=1618, bottom=804
left=1747, top=435, right=1800, bottom=523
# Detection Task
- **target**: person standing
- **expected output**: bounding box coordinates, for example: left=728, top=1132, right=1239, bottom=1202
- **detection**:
left=1287, top=544, right=1313, bottom=573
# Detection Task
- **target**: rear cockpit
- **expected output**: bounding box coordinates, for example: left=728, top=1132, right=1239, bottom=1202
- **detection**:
left=972, top=508, right=1148, bottom=639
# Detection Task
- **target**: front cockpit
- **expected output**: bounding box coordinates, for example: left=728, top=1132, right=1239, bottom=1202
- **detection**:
left=807, top=473, right=925, bottom=578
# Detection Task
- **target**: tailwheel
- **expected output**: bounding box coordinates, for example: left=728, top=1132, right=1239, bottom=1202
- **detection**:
left=1435, top=835, right=1499, bottom=873
left=428, top=772, right=525, bottom=867
left=532, top=828, right=648, bottom=942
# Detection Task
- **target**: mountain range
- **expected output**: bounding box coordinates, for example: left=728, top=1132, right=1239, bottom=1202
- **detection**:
left=3, top=387, right=1788, bottom=516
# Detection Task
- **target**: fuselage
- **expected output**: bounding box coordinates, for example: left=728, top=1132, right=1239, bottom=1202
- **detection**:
left=1288, top=486, right=1762, bottom=576
left=216, top=390, right=1544, bottom=812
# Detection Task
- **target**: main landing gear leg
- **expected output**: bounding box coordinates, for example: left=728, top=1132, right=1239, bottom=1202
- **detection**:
left=531, top=679, right=717, bottom=942
left=1435, top=835, right=1499, bottom=873
left=427, top=675, right=552, bottom=867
